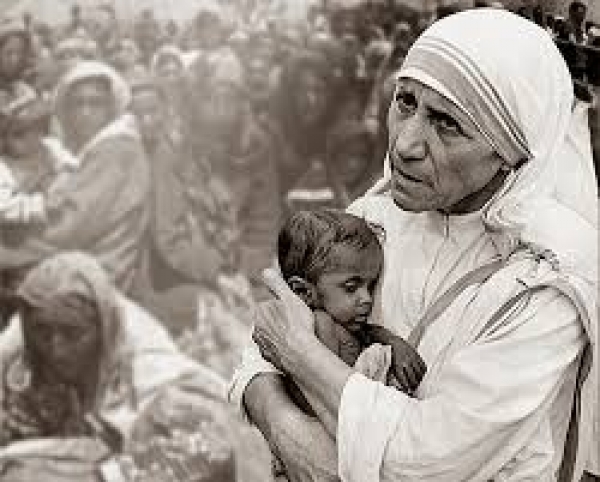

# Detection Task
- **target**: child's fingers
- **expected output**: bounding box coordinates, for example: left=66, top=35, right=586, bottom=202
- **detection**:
left=408, top=354, right=427, bottom=380
left=401, top=364, right=418, bottom=391
left=387, top=373, right=404, bottom=392
left=393, top=368, right=412, bottom=393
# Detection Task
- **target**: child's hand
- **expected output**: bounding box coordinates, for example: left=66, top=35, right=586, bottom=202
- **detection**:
left=364, top=325, right=427, bottom=393
left=313, top=311, right=362, bottom=365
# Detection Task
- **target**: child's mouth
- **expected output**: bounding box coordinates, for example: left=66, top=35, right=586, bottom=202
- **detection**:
left=348, top=314, right=369, bottom=328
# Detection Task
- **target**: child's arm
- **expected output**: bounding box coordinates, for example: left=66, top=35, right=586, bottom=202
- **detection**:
left=287, top=311, right=359, bottom=435
left=362, top=324, right=427, bottom=394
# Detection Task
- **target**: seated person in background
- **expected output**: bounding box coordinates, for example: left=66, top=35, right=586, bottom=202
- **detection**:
left=0, top=251, right=235, bottom=481
left=0, top=94, right=77, bottom=232
left=276, top=209, right=426, bottom=409
left=0, top=61, right=151, bottom=295
left=129, top=73, right=246, bottom=337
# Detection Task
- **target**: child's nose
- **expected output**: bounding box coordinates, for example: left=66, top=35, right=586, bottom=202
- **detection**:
left=357, top=287, right=373, bottom=306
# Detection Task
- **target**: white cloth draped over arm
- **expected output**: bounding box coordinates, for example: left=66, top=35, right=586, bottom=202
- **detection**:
left=227, top=340, right=281, bottom=418
left=337, top=288, right=584, bottom=482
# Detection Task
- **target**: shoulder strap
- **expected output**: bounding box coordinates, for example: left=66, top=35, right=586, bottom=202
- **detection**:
left=407, top=257, right=506, bottom=348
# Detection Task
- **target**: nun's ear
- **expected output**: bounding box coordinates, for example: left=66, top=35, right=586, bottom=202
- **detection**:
left=287, top=276, right=318, bottom=308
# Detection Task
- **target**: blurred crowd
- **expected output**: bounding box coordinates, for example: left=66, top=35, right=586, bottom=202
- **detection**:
left=0, top=0, right=598, bottom=373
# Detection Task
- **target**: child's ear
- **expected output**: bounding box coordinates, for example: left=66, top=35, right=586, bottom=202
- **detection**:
left=287, top=276, right=318, bottom=308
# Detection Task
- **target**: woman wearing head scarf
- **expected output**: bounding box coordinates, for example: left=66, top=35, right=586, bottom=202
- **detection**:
left=0, top=18, right=35, bottom=104
left=272, top=50, right=340, bottom=197
left=231, top=9, right=597, bottom=482
left=0, top=252, right=233, bottom=480
left=188, top=51, right=282, bottom=297
left=150, top=44, right=187, bottom=141
left=129, top=74, right=239, bottom=335
left=0, top=61, right=150, bottom=294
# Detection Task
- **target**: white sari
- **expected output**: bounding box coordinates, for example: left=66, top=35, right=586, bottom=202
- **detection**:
left=341, top=9, right=597, bottom=482
left=230, top=9, right=597, bottom=482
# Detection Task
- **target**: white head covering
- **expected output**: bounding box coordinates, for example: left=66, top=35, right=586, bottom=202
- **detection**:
left=53, top=61, right=136, bottom=157
left=375, top=8, right=597, bottom=480
left=54, top=60, right=131, bottom=117
left=150, top=44, right=184, bottom=76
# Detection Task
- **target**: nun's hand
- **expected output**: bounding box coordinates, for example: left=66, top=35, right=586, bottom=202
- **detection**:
left=252, top=268, right=315, bottom=374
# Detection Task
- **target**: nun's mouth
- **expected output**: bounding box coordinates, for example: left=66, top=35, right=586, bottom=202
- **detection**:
left=389, top=154, right=424, bottom=184
left=392, top=164, right=424, bottom=185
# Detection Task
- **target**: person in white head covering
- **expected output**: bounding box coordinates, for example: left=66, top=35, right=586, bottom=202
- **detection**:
left=229, top=8, right=597, bottom=482
left=0, top=61, right=150, bottom=294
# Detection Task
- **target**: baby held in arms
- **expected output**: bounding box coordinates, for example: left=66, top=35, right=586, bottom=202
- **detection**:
left=276, top=209, right=427, bottom=414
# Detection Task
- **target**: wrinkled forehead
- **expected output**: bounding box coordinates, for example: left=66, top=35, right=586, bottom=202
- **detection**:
left=393, top=76, right=473, bottom=126
left=397, top=9, right=574, bottom=166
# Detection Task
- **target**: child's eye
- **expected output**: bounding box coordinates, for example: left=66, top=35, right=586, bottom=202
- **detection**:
left=342, top=281, right=359, bottom=293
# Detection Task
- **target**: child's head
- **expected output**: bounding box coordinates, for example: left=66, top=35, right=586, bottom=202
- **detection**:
left=3, top=97, right=51, bottom=159
left=278, top=209, right=383, bottom=330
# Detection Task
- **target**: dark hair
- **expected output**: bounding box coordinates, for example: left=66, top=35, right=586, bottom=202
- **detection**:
left=278, top=209, right=382, bottom=283
left=569, top=1, right=587, bottom=14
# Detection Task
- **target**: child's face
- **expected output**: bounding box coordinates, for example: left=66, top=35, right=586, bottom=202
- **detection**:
left=6, top=126, right=44, bottom=159
left=314, top=243, right=382, bottom=331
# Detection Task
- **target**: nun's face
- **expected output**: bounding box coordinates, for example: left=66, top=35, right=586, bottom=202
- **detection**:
left=387, top=78, right=505, bottom=214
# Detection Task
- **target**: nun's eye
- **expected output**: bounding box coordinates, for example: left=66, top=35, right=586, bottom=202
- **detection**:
left=431, top=110, right=465, bottom=137
left=393, top=89, right=417, bottom=113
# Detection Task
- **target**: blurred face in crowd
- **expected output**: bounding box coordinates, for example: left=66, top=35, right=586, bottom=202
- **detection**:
left=293, top=70, right=328, bottom=126
left=0, top=34, right=28, bottom=80
left=86, top=8, right=115, bottom=43
left=246, top=53, right=272, bottom=96
left=22, top=297, right=101, bottom=385
left=155, top=57, right=184, bottom=85
left=387, top=78, right=505, bottom=214
left=113, top=41, right=138, bottom=71
left=57, top=48, right=88, bottom=74
left=200, top=82, right=245, bottom=134
left=62, top=77, right=116, bottom=149
left=131, top=87, right=165, bottom=145
left=569, top=3, right=587, bottom=27
left=329, top=137, right=372, bottom=190
left=5, top=124, right=45, bottom=159
left=195, top=17, right=224, bottom=51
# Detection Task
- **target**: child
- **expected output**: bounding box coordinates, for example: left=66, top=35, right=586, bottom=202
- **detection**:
left=0, top=94, right=77, bottom=232
left=277, top=208, right=426, bottom=410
